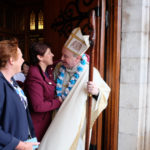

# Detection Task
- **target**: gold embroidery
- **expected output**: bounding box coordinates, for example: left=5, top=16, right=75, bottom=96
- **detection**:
left=64, top=28, right=86, bottom=56
left=63, top=84, right=68, bottom=88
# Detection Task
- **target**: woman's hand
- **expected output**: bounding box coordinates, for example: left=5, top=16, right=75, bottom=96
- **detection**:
left=57, top=96, right=63, bottom=103
left=15, top=141, right=40, bottom=150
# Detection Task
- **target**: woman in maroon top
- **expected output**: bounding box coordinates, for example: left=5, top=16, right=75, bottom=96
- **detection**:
left=24, top=43, right=62, bottom=141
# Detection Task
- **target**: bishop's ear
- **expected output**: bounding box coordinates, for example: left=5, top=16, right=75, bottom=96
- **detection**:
left=76, top=55, right=82, bottom=61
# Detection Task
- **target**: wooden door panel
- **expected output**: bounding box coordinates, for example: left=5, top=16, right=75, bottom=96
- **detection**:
left=44, top=0, right=121, bottom=150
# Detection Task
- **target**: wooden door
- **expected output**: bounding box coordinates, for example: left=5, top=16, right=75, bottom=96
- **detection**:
left=44, top=0, right=121, bottom=149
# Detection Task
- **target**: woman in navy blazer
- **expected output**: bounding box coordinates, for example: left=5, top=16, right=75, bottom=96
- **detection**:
left=0, top=39, right=39, bottom=150
left=24, top=43, right=62, bottom=141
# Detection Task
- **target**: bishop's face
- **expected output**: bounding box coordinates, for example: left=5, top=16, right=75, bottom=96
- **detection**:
left=61, top=47, right=80, bottom=69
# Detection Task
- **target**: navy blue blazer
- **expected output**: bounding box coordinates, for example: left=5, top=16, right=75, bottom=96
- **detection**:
left=0, top=72, right=35, bottom=150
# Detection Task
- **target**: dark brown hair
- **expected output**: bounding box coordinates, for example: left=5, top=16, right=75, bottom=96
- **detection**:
left=0, top=38, right=18, bottom=69
left=21, top=61, right=30, bottom=71
left=29, top=42, right=50, bottom=65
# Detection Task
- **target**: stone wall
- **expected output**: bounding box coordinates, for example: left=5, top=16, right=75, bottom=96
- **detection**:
left=118, top=0, right=150, bottom=150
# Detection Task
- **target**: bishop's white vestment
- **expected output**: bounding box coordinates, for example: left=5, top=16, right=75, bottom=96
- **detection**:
left=38, top=63, right=110, bottom=150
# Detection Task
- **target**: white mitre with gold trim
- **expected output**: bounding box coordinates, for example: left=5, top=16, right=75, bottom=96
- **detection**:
left=64, top=27, right=90, bottom=56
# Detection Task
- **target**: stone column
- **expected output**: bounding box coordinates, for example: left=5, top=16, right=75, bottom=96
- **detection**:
left=145, top=2, right=150, bottom=149
left=118, top=0, right=150, bottom=150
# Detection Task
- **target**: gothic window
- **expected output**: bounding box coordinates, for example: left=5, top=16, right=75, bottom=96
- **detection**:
left=38, top=10, right=44, bottom=30
left=30, top=11, right=36, bottom=30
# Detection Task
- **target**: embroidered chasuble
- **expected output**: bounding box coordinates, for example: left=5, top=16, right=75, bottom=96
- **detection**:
left=39, top=63, right=110, bottom=150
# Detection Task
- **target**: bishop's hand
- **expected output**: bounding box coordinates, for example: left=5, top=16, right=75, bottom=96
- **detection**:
left=87, top=81, right=99, bottom=96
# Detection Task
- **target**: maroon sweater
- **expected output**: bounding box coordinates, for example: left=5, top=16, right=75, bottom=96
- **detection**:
left=24, top=65, right=61, bottom=141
